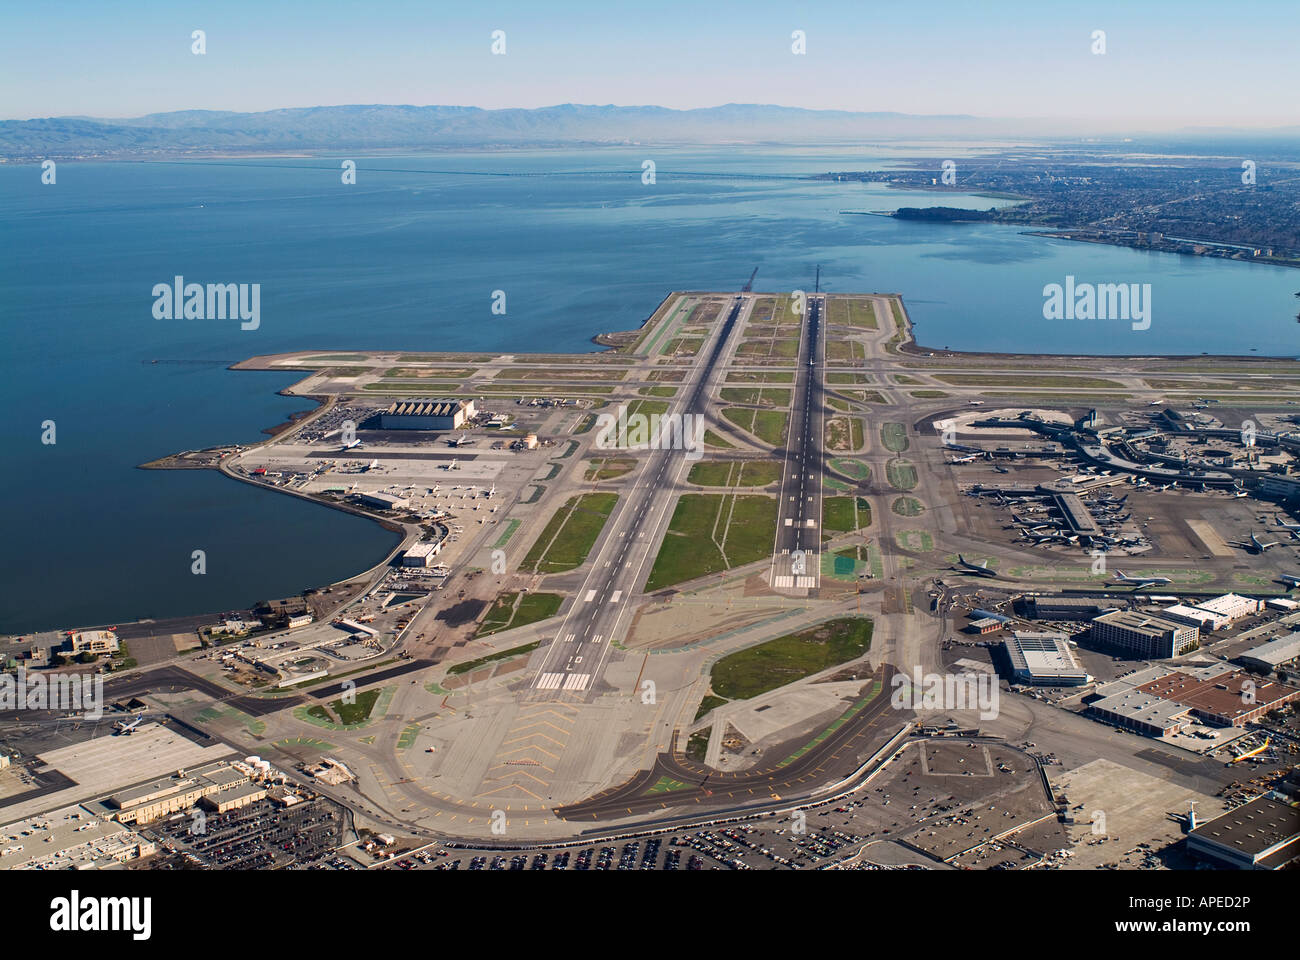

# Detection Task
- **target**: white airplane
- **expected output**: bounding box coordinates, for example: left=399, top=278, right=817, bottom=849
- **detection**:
left=114, top=715, right=144, bottom=736
left=1229, top=532, right=1281, bottom=553
left=447, top=434, right=473, bottom=447
left=1112, top=570, right=1173, bottom=588
left=956, top=554, right=998, bottom=578
left=948, top=454, right=979, bottom=464
left=339, top=438, right=363, bottom=450
left=485, top=484, right=496, bottom=498
left=1275, top=518, right=1300, bottom=533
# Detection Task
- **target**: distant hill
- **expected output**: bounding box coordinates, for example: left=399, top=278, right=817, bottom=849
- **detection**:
left=0, top=102, right=1006, bottom=159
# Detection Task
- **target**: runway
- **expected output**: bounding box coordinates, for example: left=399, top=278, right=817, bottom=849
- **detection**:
left=527, top=294, right=751, bottom=700
left=770, top=293, right=826, bottom=592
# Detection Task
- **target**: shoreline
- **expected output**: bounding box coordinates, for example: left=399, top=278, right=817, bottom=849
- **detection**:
left=34, top=289, right=1299, bottom=638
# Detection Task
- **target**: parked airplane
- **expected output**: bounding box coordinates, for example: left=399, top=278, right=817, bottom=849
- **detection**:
left=948, top=454, right=979, bottom=464
left=447, top=434, right=473, bottom=447
left=1229, top=532, right=1281, bottom=553
left=114, top=715, right=144, bottom=736
left=339, top=438, right=363, bottom=451
left=956, top=555, right=999, bottom=578
left=1112, top=570, right=1173, bottom=587
left=1275, top=518, right=1300, bottom=533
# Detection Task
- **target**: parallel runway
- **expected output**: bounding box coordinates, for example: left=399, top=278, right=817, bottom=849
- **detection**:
left=770, top=294, right=826, bottom=592
left=528, top=294, right=750, bottom=699
left=556, top=664, right=901, bottom=821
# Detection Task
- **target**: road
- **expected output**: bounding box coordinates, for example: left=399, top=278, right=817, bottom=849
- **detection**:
left=556, top=664, right=900, bottom=821
left=528, top=294, right=751, bottom=698
left=770, top=293, right=825, bottom=592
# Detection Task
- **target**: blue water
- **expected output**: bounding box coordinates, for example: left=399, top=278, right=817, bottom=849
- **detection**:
left=2, top=147, right=1297, bottom=633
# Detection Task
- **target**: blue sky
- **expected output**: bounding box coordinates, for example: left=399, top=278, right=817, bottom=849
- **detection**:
left=2, top=0, right=1295, bottom=128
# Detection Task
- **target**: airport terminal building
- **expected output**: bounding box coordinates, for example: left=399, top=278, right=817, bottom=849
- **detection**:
left=1003, top=632, right=1090, bottom=686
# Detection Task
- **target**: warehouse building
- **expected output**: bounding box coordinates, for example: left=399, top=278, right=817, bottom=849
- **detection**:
left=402, top=541, right=443, bottom=567
left=1138, top=670, right=1300, bottom=726
left=352, top=491, right=409, bottom=512
left=1003, top=632, right=1090, bottom=686
left=1087, top=688, right=1190, bottom=737
left=1194, top=593, right=1264, bottom=623
left=104, top=762, right=256, bottom=825
left=1237, top=633, right=1300, bottom=673
left=380, top=398, right=476, bottom=430
left=1023, top=596, right=1114, bottom=621
left=1188, top=796, right=1300, bottom=870
left=1160, top=604, right=1231, bottom=632
left=1090, top=610, right=1200, bottom=659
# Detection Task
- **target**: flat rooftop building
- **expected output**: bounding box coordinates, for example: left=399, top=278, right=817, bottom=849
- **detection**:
left=353, top=491, right=409, bottom=512
left=1188, top=795, right=1300, bottom=870
left=1091, top=610, right=1200, bottom=659
left=66, top=629, right=120, bottom=655
left=402, top=541, right=443, bottom=566
left=1024, top=596, right=1114, bottom=621
left=1160, top=604, right=1230, bottom=632
left=1004, top=632, right=1089, bottom=686
left=1135, top=669, right=1300, bottom=727
left=1194, top=593, right=1264, bottom=622
left=1237, top=633, right=1300, bottom=672
left=1088, top=688, right=1190, bottom=737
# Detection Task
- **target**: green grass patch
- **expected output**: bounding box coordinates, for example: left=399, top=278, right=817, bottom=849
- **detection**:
left=448, top=639, right=544, bottom=676
left=704, top=430, right=734, bottom=449
left=880, top=422, right=910, bottom=453
left=896, top=530, right=934, bottom=552
left=886, top=459, right=919, bottom=491
left=646, top=494, right=778, bottom=590
left=474, top=593, right=564, bottom=638
left=520, top=492, right=618, bottom=573
left=585, top=458, right=637, bottom=481
left=891, top=496, right=924, bottom=517
left=829, top=458, right=870, bottom=481
left=694, top=695, right=729, bottom=722
left=685, top=729, right=711, bottom=762
left=710, top=618, right=874, bottom=700
left=330, top=688, right=382, bottom=726
left=826, top=416, right=864, bottom=452
left=721, top=407, right=788, bottom=446
left=491, top=519, right=521, bottom=549
left=687, top=460, right=782, bottom=487
left=822, top=496, right=861, bottom=533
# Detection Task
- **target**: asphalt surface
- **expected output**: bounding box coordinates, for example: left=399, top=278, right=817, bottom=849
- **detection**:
left=527, top=294, right=749, bottom=699
left=770, top=294, right=825, bottom=592
left=557, top=665, right=903, bottom=821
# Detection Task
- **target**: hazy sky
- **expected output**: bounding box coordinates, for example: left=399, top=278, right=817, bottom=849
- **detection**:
left=3, top=0, right=1296, bottom=128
